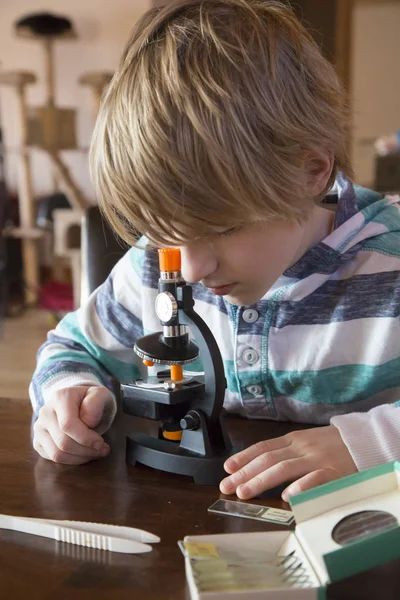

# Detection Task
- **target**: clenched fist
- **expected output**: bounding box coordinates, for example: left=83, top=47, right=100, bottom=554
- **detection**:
left=33, top=386, right=116, bottom=465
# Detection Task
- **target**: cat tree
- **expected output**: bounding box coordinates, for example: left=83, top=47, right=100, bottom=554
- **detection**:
left=0, top=13, right=112, bottom=306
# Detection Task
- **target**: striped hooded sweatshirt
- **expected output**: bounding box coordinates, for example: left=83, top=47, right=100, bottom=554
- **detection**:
left=30, top=175, right=400, bottom=471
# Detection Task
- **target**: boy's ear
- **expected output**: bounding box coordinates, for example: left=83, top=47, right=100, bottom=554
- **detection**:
left=303, top=150, right=334, bottom=198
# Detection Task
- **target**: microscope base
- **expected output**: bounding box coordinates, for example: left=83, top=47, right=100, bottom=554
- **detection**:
left=126, top=432, right=237, bottom=485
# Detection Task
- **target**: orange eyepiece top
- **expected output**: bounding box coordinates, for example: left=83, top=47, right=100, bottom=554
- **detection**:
left=158, top=248, right=181, bottom=272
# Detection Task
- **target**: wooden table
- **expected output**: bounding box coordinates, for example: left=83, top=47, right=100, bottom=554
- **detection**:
left=0, top=398, right=399, bottom=599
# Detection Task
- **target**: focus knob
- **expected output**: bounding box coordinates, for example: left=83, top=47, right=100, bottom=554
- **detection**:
left=180, top=411, right=201, bottom=431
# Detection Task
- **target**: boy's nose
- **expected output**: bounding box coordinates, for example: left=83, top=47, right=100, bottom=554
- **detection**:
left=179, top=243, right=218, bottom=283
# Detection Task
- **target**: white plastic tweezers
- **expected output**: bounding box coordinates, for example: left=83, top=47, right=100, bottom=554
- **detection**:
left=0, top=514, right=160, bottom=554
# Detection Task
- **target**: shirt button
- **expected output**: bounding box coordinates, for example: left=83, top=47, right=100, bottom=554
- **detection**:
left=247, top=384, right=263, bottom=396
left=242, top=309, right=259, bottom=323
left=242, top=348, right=259, bottom=365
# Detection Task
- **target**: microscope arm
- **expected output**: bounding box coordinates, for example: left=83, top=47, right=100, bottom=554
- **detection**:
left=178, top=307, right=226, bottom=423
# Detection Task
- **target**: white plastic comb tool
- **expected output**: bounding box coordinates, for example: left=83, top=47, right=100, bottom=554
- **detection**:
left=0, top=514, right=160, bottom=554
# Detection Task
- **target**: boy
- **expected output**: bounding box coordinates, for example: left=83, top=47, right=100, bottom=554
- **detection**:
left=31, top=0, right=400, bottom=502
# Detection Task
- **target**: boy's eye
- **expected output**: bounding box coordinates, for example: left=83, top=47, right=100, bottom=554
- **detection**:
left=219, top=227, right=238, bottom=238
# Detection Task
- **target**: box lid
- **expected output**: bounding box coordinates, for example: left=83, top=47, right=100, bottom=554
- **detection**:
left=289, top=461, right=400, bottom=584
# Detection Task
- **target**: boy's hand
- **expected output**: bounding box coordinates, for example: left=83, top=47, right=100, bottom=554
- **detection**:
left=33, top=386, right=115, bottom=465
left=219, top=425, right=357, bottom=502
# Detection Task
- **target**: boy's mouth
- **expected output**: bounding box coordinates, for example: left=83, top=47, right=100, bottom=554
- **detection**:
left=207, top=284, right=235, bottom=296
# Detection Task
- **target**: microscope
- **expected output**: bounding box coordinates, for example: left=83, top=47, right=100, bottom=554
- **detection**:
left=121, top=248, right=237, bottom=484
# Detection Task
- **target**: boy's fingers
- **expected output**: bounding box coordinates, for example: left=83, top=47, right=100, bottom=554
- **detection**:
left=33, top=436, right=50, bottom=461
left=45, top=417, right=110, bottom=458
left=281, top=468, right=340, bottom=502
left=219, top=447, right=294, bottom=495
left=79, top=387, right=113, bottom=429
left=223, top=435, right=291, bottom=474
left=54, top=398, right=106, bottom=449
left=234, top=457, right=312, bottom=500
left=35, top=429, right=99, bottom=465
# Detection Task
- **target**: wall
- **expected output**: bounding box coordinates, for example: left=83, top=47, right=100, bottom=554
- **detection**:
left=0, top=0, right=150, bottom=202
left=351, top=0, right=400, bottom=187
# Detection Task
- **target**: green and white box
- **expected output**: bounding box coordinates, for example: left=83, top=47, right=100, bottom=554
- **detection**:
left=182, top=461, right=400, bottom=599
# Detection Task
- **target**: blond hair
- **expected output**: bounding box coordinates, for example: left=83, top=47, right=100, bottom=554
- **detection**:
left=90, top=0, right=352, bottom=247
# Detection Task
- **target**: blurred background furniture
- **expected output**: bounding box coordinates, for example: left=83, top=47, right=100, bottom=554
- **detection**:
left=0, top=12, right=114, bottom=311
left=374, top=153, right=400, bottom=194
left=80, top=205, right=128, bottom=301
left=0, top=128, right=8, bottom=334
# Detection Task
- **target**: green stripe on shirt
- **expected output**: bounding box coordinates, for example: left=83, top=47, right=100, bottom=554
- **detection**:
left=269, top=357, right=400, bottom=405
left=58, top=313, right=141, bottom=382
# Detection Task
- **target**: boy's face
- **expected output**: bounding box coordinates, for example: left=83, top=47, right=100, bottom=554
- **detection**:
left=179, top=209, right=328, bottom=306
